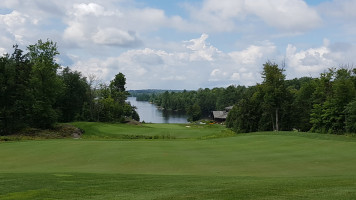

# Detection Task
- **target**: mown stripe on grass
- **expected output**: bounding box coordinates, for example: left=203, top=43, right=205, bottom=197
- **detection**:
left=1, top=173, right=356, bottom=200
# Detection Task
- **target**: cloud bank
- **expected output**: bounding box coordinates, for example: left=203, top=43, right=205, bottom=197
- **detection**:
left=0, top=0, right=356, bottom=89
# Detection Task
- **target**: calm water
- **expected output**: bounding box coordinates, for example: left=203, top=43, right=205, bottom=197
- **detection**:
left=127, top=97, right=188, bottom=123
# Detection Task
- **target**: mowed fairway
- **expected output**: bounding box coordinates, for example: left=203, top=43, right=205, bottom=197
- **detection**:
left=70, top=122, right=233, bottom=139
left=1, top=123, right=356, bottom=199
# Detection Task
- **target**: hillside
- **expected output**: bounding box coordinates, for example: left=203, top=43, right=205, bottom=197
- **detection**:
left=1, top=123, right=356, bottom=199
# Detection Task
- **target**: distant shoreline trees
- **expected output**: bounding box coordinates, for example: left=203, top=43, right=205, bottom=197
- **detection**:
left=0, top=40, right=138, bottom=135
left=149, top=86, right=247, bottom=122
left=148, top=62, right=356, bottom=134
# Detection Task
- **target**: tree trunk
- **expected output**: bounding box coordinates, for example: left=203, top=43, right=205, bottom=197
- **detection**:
left=271, top=114, right=275, bottom=131
left=275, top=108, right=279, bottom=131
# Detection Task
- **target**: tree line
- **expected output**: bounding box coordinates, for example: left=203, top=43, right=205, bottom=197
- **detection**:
left=150, top=62, right=356, bottom=134
left=129, top=89, right=183, bottom=101
left=0, top=40, right=138, bottom=135
left=226, top=62, right=356, bottom=134
left=150, top=86, right=247, bottom=121
left=3, top=40, right=355, bottom=135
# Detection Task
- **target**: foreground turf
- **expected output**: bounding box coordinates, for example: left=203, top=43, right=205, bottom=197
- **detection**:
left=1, top=135, right=356, bottom=177
left=1, top=173, right=356, bottom=200
left=1, top=123, right=356, bottom=199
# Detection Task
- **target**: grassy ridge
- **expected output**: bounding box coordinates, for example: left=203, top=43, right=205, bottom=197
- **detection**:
left=1, top=122, right=356, bottom=199
left=71, top=122, right=234, bottom=139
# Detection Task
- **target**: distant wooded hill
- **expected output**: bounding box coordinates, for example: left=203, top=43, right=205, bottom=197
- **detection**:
left=128, top=89, right=187, bottom=101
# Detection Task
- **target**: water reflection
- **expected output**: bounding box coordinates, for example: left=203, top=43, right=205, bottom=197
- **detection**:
left=127, top=97, right=188, bottom=123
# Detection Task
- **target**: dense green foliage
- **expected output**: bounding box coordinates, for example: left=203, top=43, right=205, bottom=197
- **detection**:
left=149, top=61, right=356, bottom=134
left=1, top=123, right=356, bottom=199
left=3, top=40, right=356, bottom=135
left=129, top=89, right=183, bottom=101
left=227, top=64, right=356, bottom=134
left=0, top=41, right=138, bottom=135
left=151, top=86, right=246, bottom=120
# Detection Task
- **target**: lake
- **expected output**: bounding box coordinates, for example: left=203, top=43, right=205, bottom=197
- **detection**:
left=127, top=97, right=188, bottom=123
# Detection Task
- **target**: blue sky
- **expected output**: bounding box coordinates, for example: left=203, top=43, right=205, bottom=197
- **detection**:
left=1, top=0, right=356, bottom=89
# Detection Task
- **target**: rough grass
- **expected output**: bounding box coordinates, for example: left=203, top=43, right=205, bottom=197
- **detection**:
left=1, top=122, right=356, bottom=199
left=0, top=124, right=82, bottom=141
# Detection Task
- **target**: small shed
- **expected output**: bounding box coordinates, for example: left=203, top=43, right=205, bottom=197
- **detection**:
left=212, top=111, right=228, bottom=121
left=212, top=106, right=233, bottom=122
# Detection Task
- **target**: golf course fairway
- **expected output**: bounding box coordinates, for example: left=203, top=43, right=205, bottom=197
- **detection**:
left=1, top=122, right=356, bottom=199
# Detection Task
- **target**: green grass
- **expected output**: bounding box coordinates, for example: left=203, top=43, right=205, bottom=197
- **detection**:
left=1, top=122, right=356, bottom=199
left=1, top=173, right=356, bottom=200
left=71, top=122, right=233, bottom=139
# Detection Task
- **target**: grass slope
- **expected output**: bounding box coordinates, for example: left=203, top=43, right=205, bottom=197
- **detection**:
left=1, top=122, right=356, bottom=199
left=71, top=122, right=233, bottom=139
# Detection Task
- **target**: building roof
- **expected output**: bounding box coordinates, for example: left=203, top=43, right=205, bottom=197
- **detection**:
left=225, top=106, right=233, bottom=111
left=213, top=111, right=228, bottom=119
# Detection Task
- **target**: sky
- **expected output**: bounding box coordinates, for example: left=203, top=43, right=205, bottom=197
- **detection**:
left=1, top=0, right=356, bottom=90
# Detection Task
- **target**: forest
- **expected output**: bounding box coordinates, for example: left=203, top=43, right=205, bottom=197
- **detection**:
left=0, top=40, right=139, bottom=135
left=2, top=40, right=356, bottom=135
left=150, top=62, right=356, bottom=134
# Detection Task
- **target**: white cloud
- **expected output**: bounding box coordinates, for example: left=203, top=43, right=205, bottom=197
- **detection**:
left=61, top=2, right=187, bottom=48
left=70, top=34, right=220, bottom=89
left=0, top=1, right=68, bottom=52
left=231, top=73, right=241, bottom=80
left=0, top=47, right=7, bottom=56
left=63, top=21, right=86, bottom=44
left=92, top=28, right=141, bottom=47
left=72, top=3, right=113, bottom=17
left=209, top=69, right=229, bottom=81
left=161, top=75, right=187, bottom=81
left=317, top=0, right=356, bottom=34
left=0, top=10, right=40, bottom=47
left=127, top=8, right=167, bottom=31
left=70, top=34, right=281, bottom=89
left=185, top=0, right=321, bottom=33
left=1, top=0, right=20, bottom=8
left=187, top=0, right=246, bottom=32
left=229, top=41, right=276, bottom=65
left=0, top=1, right=186, bottom=50
left=245, top=0, right=321, bottom=31
left=1, top=0, right=356, bottom=90
left=220, top=41, right=277, bottom=85
left=63, top=3, right=123, bottom=46
left=185, top=33, right=221, bottom=61
left=319, top=0, right=356, bottom=20
left=230, top=72, right=254, bottom=83
left=0, top=10, right=28, bottom=27
left=285, top=40, right=348, bottom=78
